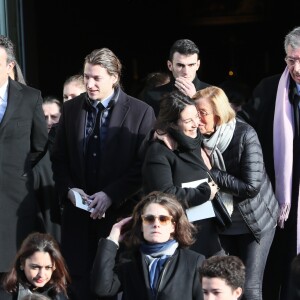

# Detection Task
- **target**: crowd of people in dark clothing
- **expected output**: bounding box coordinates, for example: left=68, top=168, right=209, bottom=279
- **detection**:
left=1, top=25, right=300, bottom=300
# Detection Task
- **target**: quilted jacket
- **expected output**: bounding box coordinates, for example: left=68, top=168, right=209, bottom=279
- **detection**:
left=210, top=118, right=279, bottom=242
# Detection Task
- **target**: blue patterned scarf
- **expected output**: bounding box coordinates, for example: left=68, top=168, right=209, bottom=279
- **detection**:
left=140, top=240, right=178, bottom=297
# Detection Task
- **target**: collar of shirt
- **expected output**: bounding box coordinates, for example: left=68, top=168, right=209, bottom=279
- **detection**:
left=91, top=90, right=114, bottom=109
left=0, top=80, right=9, bottom=103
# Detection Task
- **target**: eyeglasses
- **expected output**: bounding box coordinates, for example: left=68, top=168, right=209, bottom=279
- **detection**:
left=198, top=109, right=213, bottom=117
left=285, top=56, right=300, bottom=67
left=141, top=214, right=174, bottom=225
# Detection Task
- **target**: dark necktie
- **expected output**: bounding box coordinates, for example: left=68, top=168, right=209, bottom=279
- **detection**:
left=85, top=102, right=105, bottom=193
left=94, top=102, right=105, bottom=135
left=293, top=93, right=300, bottom=138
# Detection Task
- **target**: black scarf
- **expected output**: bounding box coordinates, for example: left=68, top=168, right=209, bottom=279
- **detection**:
left=167, top=127, right=202, bottom=151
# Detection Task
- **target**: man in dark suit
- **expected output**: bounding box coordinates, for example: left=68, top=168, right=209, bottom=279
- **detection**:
left=141, top=39, right=210, bottom=116
left=0, top=35, right=48, bottom=276
left=51, top=47, right=156, bottom=300
left=238, top=26, right=300, bottom=300
left=33, top=97, right=63, bottom=244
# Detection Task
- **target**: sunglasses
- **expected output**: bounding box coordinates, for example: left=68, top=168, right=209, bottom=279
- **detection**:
left=141, top=214, right=173, bottom=225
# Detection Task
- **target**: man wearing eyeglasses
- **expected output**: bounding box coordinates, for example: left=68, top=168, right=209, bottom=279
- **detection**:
left=141, top=39, right=210, bottom=117
left=238, top=26, right=300, bottom=300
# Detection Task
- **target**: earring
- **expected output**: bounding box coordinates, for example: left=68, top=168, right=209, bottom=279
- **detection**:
left=20, top=266, right=24, bottom=271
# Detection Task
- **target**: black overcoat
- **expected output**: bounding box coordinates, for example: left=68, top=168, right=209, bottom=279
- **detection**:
left=51, top=88, right=156, bottom=275
left=0, top=79, right=48, bottom=271
left=91, top=239, right=204, bottom=300
left=142, top=140, right=222, bottom=257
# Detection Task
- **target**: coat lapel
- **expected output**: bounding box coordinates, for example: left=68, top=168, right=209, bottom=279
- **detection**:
left=140, top=253, right=154, bottom=300
left=0, top=80, right=23, bottom=131
left=104, top=90, right=130, bottom=147
left=75, top=99, right=88, bottom=173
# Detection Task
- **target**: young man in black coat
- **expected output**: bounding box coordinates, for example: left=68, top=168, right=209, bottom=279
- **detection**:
left=142, top=39, right=210, bottom=116
left=51, top=47, right=156, bottom=300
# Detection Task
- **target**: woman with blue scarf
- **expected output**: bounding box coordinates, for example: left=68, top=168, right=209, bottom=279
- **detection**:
left=91, top=191, right=205, bottom=300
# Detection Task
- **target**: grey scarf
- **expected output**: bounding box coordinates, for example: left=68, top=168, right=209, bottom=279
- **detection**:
left=202, top=118, right=236, bottom=215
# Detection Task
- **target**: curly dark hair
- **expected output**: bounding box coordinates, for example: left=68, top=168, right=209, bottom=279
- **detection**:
left=199, top=255, right=245, bottom=291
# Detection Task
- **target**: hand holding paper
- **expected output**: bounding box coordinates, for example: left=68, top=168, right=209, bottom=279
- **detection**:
left=71, top=189, right=95, bottom=212
left=182, top=178, right=215, bottom=222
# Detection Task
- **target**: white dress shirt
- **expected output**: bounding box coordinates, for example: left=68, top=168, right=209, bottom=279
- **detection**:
left=0, top=80, right=9, bottom=123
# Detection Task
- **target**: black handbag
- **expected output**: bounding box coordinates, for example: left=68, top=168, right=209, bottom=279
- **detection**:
left=211, top=192, right=232, bottom=231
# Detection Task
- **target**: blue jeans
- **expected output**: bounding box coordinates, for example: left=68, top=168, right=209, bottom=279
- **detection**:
left=220, top=227, right=275, bottom=300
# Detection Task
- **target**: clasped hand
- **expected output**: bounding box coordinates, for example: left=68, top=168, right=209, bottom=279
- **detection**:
left=68, top=188, right=112, bottom=220
left=208, top=181, right=219, bottom=200
left=88, top=191, right=112, bottom=219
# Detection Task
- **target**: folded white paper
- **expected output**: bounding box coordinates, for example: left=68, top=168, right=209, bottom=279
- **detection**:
left=72, top=190, right=106, bottom=218
left=72, top=189, right=95, bottom=212
left=186, top=201, right=215, bottom=222
left=182, top=178, right=207, bottom=188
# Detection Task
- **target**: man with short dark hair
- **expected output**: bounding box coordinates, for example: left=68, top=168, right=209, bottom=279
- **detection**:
left=142, top=39, right=210, bottom=116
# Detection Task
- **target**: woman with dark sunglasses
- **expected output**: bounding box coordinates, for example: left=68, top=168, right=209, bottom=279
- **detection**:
left=91, top=191, right=205, bottom=300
